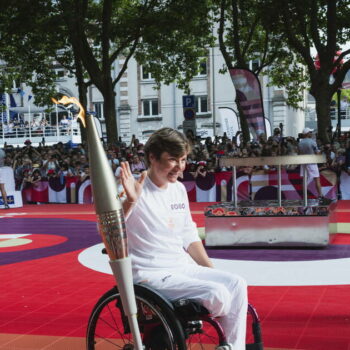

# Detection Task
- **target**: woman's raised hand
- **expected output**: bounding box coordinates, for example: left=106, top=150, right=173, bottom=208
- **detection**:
left=120, top=161, right=147, bottom=203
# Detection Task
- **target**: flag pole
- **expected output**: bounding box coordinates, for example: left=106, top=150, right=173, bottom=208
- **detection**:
left=6, top=93, right=10, bottom=125
left=28, top=99, right=32, bottom=139
left=55, top=103, right=59, bottom=140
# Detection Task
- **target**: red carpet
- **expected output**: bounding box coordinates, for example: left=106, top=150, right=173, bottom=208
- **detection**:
left=1, top=201, right=350, bottom=349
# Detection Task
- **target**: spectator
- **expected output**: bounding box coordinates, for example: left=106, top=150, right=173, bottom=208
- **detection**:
left=130, top=154, right=146, bottom=177
left=298, top=128, right=323, bottom=198
left=60, top=115, right=70, bottom=134
left=107, top=150, right=120, bottom=172
left=272, top=127, right=282, bottom=143
left=79, top=164, right=90, bottom=182
left=42, top=153, right=60, bottom=175
left=24, top=168, right=42, bottom=186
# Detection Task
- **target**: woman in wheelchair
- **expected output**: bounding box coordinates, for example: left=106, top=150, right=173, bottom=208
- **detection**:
left=87, top=128, right=262, bottom=349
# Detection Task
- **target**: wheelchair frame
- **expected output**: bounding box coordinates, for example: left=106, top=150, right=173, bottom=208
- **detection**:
left=86, top=283, right=263, bottom=350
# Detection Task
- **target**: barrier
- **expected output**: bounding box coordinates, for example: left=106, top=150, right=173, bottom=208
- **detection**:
left=20, top=167, right=344, bottom=204
left=180, top=167, right=338, bottom=202
left=0, top=191, right=23, bottom=208
left=21, top=176, right=92, bottom=204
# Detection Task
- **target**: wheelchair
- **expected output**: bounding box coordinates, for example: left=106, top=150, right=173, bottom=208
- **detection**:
left=86, top=283, right=263, bottom=349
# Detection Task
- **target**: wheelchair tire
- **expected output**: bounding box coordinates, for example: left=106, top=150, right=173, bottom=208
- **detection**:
left=184, top=318, right=223, bottom=349
left=86, top=285, right=186, bottom=350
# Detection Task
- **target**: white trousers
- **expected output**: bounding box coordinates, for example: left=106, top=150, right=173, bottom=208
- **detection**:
left=134, top=264, right=248, bottom=349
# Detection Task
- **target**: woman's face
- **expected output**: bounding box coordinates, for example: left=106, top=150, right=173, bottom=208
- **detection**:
left=148, top=152, right=187, bottom=188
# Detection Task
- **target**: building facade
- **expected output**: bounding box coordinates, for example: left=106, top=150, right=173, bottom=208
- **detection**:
left=1, top=46, right=321, bottom=146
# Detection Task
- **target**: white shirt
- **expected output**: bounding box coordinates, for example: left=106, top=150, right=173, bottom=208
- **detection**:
left=126, top=176, right=200, bottom=275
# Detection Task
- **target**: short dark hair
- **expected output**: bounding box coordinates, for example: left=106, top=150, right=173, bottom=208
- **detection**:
left=144, top=128, right=191, bottom=166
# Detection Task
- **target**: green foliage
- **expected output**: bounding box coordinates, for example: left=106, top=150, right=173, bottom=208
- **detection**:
left=266, top=52, right=309, bottom=109
left=0, top=1, right=73, bottom=106
left=259, top=0, right=350, bottom=141
left=134, top=0, right=214, bottom=91
left=214, top=0, right=286, bottom=72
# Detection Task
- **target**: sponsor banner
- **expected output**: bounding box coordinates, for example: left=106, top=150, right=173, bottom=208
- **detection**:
left=22, top=176, right=92, bottom=204
left=229, top=68, right=266, bottom=138
left=0, top=191, right=23, bottom=208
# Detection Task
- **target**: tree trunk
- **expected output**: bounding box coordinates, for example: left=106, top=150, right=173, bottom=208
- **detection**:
left=236, top=102, right=250, bottom=144
left=101, top=80, right=118, bottom=145
left=309, top=72, right=334, bottom=144
left=314, top=90, right=332, bottom=144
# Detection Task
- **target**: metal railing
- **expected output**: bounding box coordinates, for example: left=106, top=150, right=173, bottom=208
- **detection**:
left=330, top=107, right=350, bottom=120
left=0, top=125, right=81, bottom=145
left=220, top=154, right=326, bottom=207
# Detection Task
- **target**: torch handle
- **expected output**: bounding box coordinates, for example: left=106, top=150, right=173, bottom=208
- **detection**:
left=109, top=258, right=143, bottom=350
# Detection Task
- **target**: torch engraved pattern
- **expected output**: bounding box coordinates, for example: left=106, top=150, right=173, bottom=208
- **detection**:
left=98, top=209, right=128, bottom=260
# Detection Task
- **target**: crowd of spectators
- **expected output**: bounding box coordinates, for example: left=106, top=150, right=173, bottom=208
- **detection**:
left=185, top=128, right=350, bottom=178
left=1, top=127, right=350, bottom=193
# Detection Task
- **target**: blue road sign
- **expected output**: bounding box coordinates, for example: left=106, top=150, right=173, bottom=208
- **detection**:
left=182, top=95, right=195, bottom=108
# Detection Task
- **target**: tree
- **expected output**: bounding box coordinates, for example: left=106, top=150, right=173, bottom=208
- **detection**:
left=0, top=1, right=60, bottom=105
left=0, top=1, right=91, bottom=120
left=54, top=0, right=213, bottom=144
left=213, top=0, right=290, bottom=143
left=261, top=0, right=350, bottom=142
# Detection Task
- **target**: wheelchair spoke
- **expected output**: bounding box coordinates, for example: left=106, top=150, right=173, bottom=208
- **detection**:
left=185, top=320, right=221, bottom=349
left=87, top=286, right=185, bottom=350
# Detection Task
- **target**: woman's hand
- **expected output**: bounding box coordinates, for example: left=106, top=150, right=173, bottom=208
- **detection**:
left=120, top=161, right=147, bottom=203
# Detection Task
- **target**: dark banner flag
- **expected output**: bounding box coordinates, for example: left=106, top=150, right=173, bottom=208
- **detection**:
left=229, top=68, right=266, bottom=138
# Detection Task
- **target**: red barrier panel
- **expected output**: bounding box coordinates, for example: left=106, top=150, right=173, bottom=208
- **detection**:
left=22, top=168, right=340, bottom=203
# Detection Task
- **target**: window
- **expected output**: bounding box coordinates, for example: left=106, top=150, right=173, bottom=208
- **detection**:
left=54, top=68, right=66, bottom=80
left=93, top=102, right=104, bottom=119
left=141, top=66, right=153, bottom=80
left=249, top=59, right=260, bottom=72
left=194, top=59, right=207, bottom=77
left=142, top=99, right=158, bottom=116
left=195, top=95, right=208, bottom=114
left=199, top=59, right=207, bottom=76
left=143, top=99, right=158, bottom=116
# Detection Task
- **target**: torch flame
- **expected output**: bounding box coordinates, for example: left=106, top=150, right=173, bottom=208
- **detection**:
left=51, top=96, right=86, bottom=128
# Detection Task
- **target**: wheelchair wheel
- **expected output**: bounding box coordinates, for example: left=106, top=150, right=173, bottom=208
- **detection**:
left=86, top=285, right=186, bottom=350
left=185, top=318, right=222, bottom=349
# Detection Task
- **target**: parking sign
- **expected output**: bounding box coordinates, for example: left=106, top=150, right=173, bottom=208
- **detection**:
left=182, top=95, right=195, bottom=108
left=182, top=95, right=196, bottom=121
